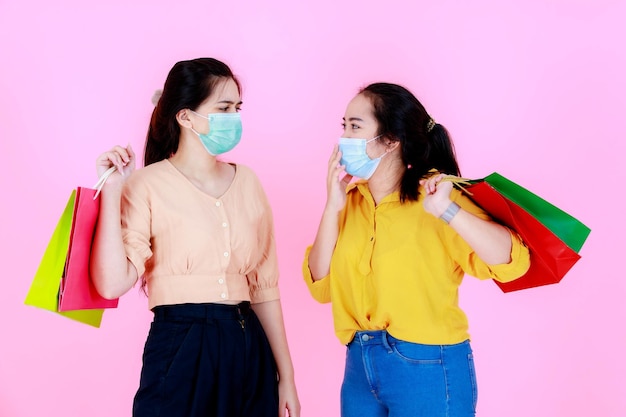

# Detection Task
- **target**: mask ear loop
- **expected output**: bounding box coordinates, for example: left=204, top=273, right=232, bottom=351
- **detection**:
left=188, top=110, right=208, bottom=137
left=92, top=166, right=118, bottom=200
left=365, top=134, right=383, bottom=144
left=364, top=135, right=387, bottom=160
left=189, top=109, right=209, bottom=120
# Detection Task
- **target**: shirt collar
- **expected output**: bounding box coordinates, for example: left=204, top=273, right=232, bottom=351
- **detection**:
left=349, top=181, right=401, bottom=206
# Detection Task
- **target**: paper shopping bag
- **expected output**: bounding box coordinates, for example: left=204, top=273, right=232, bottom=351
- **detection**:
left=58, top=186, right=119, bottom=312
left=463, top=173, right=591, bottom=292
left=24, top=192, right=105, bottom=327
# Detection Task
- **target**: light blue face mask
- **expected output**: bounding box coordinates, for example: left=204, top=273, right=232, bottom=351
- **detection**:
left=338, top=136, right=384, bottom=179
left=190, top=111, right=242, bottom=155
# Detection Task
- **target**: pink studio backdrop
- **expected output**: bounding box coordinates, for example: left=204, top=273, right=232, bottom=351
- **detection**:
left=1, top=1, right=624, bottom=416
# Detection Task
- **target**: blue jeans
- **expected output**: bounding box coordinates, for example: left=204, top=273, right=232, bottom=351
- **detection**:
left=341, top=331, right=477, bottom=417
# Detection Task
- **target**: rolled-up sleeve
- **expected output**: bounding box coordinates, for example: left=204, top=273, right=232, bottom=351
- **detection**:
left=302, top=245, right=331, bottom=303
left=446, top=192, right=531, bottom=282
left=121, top=177, right=152, bottom=278
left=247, top=187, right=280, bottom=304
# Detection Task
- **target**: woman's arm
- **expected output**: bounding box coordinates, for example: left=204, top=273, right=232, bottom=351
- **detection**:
left=251, top=300, right=301, bottom=417
left=308, top=208, right=342, bottom=280
left=90, top=145, right=139, bottom=299
left=445, top=207, right=512, bottom=264
left=308, top=145, right=351, bottom=280
left=421, top=174, right=512, bottom=265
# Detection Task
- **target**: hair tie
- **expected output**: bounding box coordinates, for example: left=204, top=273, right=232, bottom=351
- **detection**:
left=426, top=118, right=436, bottom=132
left=151, top=89, right=163, bottom=106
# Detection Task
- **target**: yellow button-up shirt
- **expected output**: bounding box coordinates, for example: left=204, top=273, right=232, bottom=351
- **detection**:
left=303, top=181, right=530, bottom=345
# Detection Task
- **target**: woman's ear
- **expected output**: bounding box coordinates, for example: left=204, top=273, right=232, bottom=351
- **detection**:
left=176, top=109, right=193, bottom=129
left=384, top=138, right=401, bottom=153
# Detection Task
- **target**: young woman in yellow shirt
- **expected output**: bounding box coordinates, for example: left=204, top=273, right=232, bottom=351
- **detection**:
left=304, top=83, right=530, bottom=417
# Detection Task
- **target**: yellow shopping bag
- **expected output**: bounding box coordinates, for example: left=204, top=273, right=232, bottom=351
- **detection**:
left=24, top=191, right=104, bottom=327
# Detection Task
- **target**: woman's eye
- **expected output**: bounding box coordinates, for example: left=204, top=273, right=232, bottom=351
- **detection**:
left=219, top=107, right=229, bottom=112
left=236, top=107, right=242, bottom=112
left=352, top=124, right=359, bottom=129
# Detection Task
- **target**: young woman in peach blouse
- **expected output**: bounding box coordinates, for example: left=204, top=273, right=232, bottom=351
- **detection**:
left=91, top=58, right=299, bottom=417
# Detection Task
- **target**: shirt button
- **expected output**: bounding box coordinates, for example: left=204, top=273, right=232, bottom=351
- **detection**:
left=361, top=334, right=371, bottom=342
left=222, top=222, right=228, bottom=228
left=220, top=293, right=226, bottom=299
left=218, top=279, right=224, bottom=284
left=215, top=201, right=221, bottom=207
left=223, top=251, right=229, bottom=257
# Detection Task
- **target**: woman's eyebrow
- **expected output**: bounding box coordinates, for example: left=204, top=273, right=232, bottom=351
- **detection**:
left=217, top=100, right=243, bottom=105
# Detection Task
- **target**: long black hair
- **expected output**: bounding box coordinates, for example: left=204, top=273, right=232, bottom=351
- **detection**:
left=361, top=83, right=460, bottom=202
left=144, top=58, right=240, bottom=166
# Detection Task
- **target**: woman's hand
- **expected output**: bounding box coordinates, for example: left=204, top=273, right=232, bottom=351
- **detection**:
left=279, top=378, right=301, bottom=417
left=420, top=173, right=454, bottom=218
left=325, top=144, right=352, bottom=213
left=307, top=145, right=350, bottom=281
left=91, top=144, right=139, bottom=299
left=95, top=144, right=136, bottom=184
left=421, top=173, right=515, bottom=264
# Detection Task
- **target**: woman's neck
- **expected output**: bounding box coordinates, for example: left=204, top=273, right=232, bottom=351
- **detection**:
left=169, top=134, right=221, bottom=182
left=168, top=148, right=236, bottom=199
left=367, top=157, right=404, bottom=205
left=169, top=151, right=220, bottom=180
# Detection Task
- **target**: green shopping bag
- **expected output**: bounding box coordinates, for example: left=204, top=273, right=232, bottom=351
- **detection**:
left=461, top=172, right=591, bottom=292
left=24, top=191, right=104, bottom=327
left=477, top=173, right=589, bottom=250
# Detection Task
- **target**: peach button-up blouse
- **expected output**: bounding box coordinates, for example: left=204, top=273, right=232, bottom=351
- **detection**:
left=121, top=160, right=280, bottom=310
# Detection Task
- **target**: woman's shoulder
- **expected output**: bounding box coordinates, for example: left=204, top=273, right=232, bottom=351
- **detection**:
left=123, top=160, right=173, bottom=196
left=233, top=162, right=255, bottom=177
left=129, top=160, right=171, bottom=181
left=231, top=163, right=272, bottom=203
left=232, top=163, right=264, bottom=186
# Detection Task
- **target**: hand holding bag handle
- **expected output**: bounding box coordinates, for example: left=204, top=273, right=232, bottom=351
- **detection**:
left=438, top=171, right=591, bottom=292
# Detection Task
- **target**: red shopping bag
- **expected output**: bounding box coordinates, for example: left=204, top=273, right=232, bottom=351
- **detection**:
left=25, top=192, right=105, bottom=327
left=25, top=166, right=119, bottom=327
left=463, top=173, right=591, bottom=292
left=58, top=184, right=119, bottom=311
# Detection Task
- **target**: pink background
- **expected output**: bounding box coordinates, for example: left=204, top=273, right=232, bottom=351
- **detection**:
left=1, top=0, right=624, bottom=416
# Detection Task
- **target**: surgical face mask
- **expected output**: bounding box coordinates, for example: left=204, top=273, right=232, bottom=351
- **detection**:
left=190, top=111, right=242, bottom=155
left=338, top=135, right=384, bottom=179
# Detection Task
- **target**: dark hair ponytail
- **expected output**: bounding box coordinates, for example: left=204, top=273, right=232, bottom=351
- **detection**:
left=144, top=58, right=240, bottom=166
left=361, top=83, right=460, bottom=202
left=424, top=123, right=460, bottom=177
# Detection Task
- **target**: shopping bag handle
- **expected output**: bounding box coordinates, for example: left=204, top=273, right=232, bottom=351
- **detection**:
left=92, top=166, right=118, bottom=200
left=426, top=168, right=474, bottom=196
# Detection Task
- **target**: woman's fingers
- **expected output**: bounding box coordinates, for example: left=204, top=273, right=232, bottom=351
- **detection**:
left=327, top=146, right=345, bottom=184
left=328, top=144, right=342, bottom=168
left=420, top=173, right=450, bottom=194
left=111, top=145, right=131, bottom=165
left=96, top=145, right=136, bottom=177
left=127, top=144, right=136, bottom=162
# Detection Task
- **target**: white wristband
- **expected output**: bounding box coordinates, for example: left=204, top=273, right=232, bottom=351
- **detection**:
left=439, top=202, right=460, bottom=224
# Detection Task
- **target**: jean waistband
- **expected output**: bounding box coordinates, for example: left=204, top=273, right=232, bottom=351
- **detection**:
left=152, top=302, right=252, bottom=322
left=351, top=330, right=392, bottom=347
left=350, top=330, right=470, bottom=350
